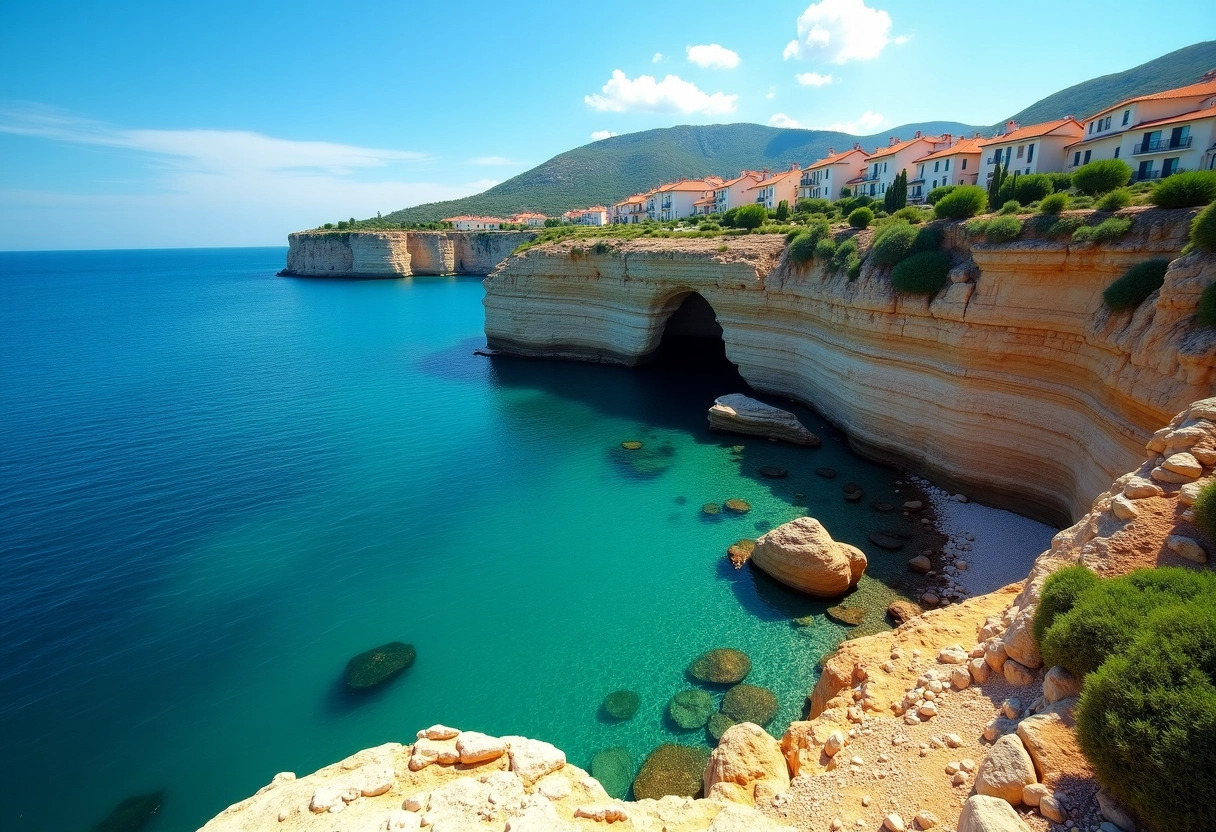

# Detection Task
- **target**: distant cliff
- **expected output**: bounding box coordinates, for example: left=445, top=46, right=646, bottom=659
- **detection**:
left=483, top=209, right=1216, bottom=525
left=282, top=230, right=536, bottom=278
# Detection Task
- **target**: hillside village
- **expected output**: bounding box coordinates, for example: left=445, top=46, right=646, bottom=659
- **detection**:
left=443, top=72, right=1216, bottom=230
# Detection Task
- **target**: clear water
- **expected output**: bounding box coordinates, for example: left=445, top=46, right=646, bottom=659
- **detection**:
left=0, top=248, right=928, bottom=831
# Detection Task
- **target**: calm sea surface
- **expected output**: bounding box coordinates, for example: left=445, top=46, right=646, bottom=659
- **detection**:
left=2, top=247, right=931, bottom=831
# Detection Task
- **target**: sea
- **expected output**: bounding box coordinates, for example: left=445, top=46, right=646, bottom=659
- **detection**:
left=0, top=247, right=969, bottom=831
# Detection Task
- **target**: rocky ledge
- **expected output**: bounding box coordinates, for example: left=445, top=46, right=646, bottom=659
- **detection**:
left=708, top=394, right=821, bottom=446
left=282, top=230, right=536, bottom=278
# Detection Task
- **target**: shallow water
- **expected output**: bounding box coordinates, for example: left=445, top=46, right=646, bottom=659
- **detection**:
left=2, top=248, right=947, bottom=831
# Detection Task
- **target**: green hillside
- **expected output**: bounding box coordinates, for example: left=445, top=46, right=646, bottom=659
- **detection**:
left=378, top=40, right=1215, bottom=226
left=1008, top=41, right=1216, bottom=126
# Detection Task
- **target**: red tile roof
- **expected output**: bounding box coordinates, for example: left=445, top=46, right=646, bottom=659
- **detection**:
left=808, top=147, right=870, bottom=169
left=915, top=136, right=985, bottom=162
left=1087, top=77, right=1216, bottom=120
left=715, top=172, right=764, bottom=190
left=977, top=118, right=1083, bottom=146
left=747, top=168, right=801, bottom=190
left=867, top=135, right=944, bottom=161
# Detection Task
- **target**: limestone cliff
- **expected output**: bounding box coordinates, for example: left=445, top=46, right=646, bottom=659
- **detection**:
left=483, top=209, right=1216, bottom=524
left=283, top=230, right=536, bottom=278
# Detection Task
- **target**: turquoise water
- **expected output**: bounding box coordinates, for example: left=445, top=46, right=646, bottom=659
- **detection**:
left=0, top=248, right=923, bottom=831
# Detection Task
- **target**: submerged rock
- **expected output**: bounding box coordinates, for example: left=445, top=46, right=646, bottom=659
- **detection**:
left=590, top=747, right=632, bottom=799
left=751, top=516, right=867, bottom=597
left=702, top=502, right=721, bottom=515
left=792, top=614, right=817, bottom=628
left=343, top=642, right=416, bottom=689
left=721, top=684, right=779, bottom=727
left=632, top=745, right=709, bottom=800
left=621, top=440, right=644, bottom=450
left=724, top=498, right=751, bottom=514
left=827, top=605, right=867, bottom=626
left=92, top=790, right=164, bottom=832
left=669, top=689, right=715, bottom=729
left=758, top=466, right=789, bottom=479
left=727, top=539, right=756, bottom=569
left=815, top=467, right=838, bottom=478
left=707, top=712, right=737, bottom=744
left=708, top=393, right=821, bottom=446
left=614, top=441, right=675, bottom=478
left=602, top=690, right=640, bottom=721
left=868, top=532, right=906, bottom=551
left=689, top=648, right=752, bottom=684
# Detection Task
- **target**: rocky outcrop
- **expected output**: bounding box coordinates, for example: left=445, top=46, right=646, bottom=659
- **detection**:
left=750, top=516, right=867, bottom=597
left=484, top=211, right=1216, bottom=523
left=283, top=230, right=535, bottom=278
left=707, top=394, right=821, bottom=446
left=703, top=722, right=790, bottom=806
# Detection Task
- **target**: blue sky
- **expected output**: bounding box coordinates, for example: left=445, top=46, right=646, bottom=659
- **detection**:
left=1, top=0, right=1213, bottom=249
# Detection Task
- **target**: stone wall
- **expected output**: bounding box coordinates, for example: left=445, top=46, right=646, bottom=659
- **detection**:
left=483, top=209, right=1216, bottom=525
left=283, top=230, right=536, bottom=278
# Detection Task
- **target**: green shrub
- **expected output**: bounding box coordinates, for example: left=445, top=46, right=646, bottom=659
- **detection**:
left=846, top=256, right=863, bottom=280
left=797, top=198, right=832, bottom=214
left=814, top=237, right=837, bottom=260
left=1103, top=259, right=1170, bottom=311
left=871, top=222, right=919, bottom=266
left=926, top=185, right=956, bottom=205
left=934, top=185, right=987, bottom=219
left=890, top=250, right=951, bottom=295
left=853, top=194, right=874, bottom=208
left=1045, top=568, right=1216, bottom=832
left=1032, top=566, right=1100, bottom=646
left=1013, top=173, right=1054, bottom=204
left=1199, top=283, right=1216, bottom=327
left=1072, top=159, right=1132, bottom=195
left=1069, top=196, right=1095, bottom=209
left=873, top=209, right=889, bottom=219
left=892, top=206, right=927, bottom=224
left=1191, top=202, right=1216, bottom=252
left=848, top=207, right=874, bottom=229
left=733, top=204, right=768, bottom=229
left=1096, top=188, right=1132, bottom=211
left=984, top=215, right=1023, bottom=243
left=1195, top=479, right=1216, bottom=538
left=1039, top=214, right=1085, bottom=238
left=1150, top=171, right=1216, bottom=209
left=998, top=200, right=1021, bottom=215
left=787, top=232, right=817, bottom=264
left=1073, top=216, right=1133, bottom=243
left=1039, top=193, right=1069, bottom=214
left=965, top=219, right=990, bottom=236
left=785, top=229, right=803, bottom=244
left=1046, top=172, right=1073, bottom=193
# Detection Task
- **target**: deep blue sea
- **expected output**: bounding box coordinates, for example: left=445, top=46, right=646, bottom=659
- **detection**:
left=0, top=247, right=930, bottom=831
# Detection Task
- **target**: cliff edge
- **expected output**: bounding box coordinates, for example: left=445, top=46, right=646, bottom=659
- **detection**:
left=282, top=230, right=537, bottom=278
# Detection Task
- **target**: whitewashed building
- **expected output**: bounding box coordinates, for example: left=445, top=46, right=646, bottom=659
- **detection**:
left=443, top=215, right=506, bottom=231
left=612, top=193, right=649, bottom=224
left=909, top=135, right=984, bottom=202
left=856, top=132, right=952, bottom=199
left=798, top=146, right=869, bottom=201
left=977, top=118, right=1084, bottom=185
left=711, top=171, right=765, bottom=214
left=746, top=165, right=802, bottom=211
left=646, top=179, right=721, bottom=221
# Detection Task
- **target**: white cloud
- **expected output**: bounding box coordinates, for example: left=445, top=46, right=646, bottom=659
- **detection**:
left=765, top=87, right=777, bottom=100
left=795, top=72, right=833, bottom=86
left=816, top=110, right=884, bottom=133
left=769, top=113, right=803, bottom=129
left=590, top=130, right=619, bottom=141
left=652, top=52, right=664, bottom=63
left=470, top=155, right=525, bottom=165
left=784, top=0, right=895, bottom=64
left=0, top=106, right=493, bottom=249
left=584, top=70, right=738, bottom=115
left=685, top=43, right=740, bottom=69
left=894, top=35, right=910, bottom=44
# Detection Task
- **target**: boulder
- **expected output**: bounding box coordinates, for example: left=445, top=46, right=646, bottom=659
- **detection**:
left=751, top=517, right=867, bottom=597
left=815, top=467, right=838, bottom=478
left=724, top=499, right=752, bottom=514
left=727, top=539, right=756, bottom=569
left=708, top=394, right=820, bottom=446
left=868, top=532, right=905, bottom=551
left=343, top=642, right=416, bottom=689
left=456, top=731, right=506, bottom=765
left=908, top=555, right=932, bottom=574
left=503, top=736, right=566, bottom=786
left=975, top=734, right=1037, bottom=805
left=1017, top=704, right=1086, bottom=782
left=887, top=600, right=924, bottom=625
left=704, top=722, right=790, bottom=805
left=957, top=795, right=1033, bottom=832
left=1166, top=535, right=1208, bottom=564
left=690, top=648, right=752, bottom=684
left=602, top=690, right=640, bottom=721
left=590, top=747, right=632, bottom=799
left=721, top=684, right=779, bottom=727
left=633, top=745, right=710, bottom=800
left=758, top=466, right=789, bottom=479
left=669, top=689, right=715, bottom=730
left=826, top=605, right=866, bottom=626
left=1042, top=667, right=1080, bottom=704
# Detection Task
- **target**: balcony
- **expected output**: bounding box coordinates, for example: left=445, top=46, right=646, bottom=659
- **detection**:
left=857, top=170, right=881, bottom=183
left=1133, top=136, right=1192, bottom=154
left=1131, top=168, right=1187, bottom=182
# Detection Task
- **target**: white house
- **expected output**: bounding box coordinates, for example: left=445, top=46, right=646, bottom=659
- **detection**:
left=711, top=171, right=765, bottom=214
left=567, top=206, right=610, bottom=226
left=746, top=165, right=802, bottom=211
left=612, top=193, right=649, bottom=224
left=647, top=179, right=721, bottom=221
left=976, top=118, right=1084, bottom=185
left=1063, top=73, right=1216, bottom=181
left=857, top=132, right=952, bottom=199
left=798, top=145, right=869, bottom=202
left=908, top=135, right=984, bottom=202
left=443, top=215, right=506, bottom=231
left=509, top=212, right=548, bottom=227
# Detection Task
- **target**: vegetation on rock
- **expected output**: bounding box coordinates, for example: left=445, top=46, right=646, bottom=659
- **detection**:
left=1191, top=201, right=1216, bottom=252
left=1071, top=159, right=1132, bottom=195
left=668, top=689, right=715, bottom=729
left=847, top=207, right=874, bottom=229
left=343, top=642, right=416, bottom=689
left=1199, top=284, right=1216, bottom=328
left=934, top=186, right=988, bottom=219
left=890, top=250, right=952, bottom=296
left=1150, top=170, right=1216, bottom=209
left=1072, top=216, right=1133, bottom=243
left=1095, top=188, right=1132, bottom=211
left=1103, top=259, right=1170, bottom=311
left=632, top=744, right=710, bottom=800
left=689, top=648, right=751, bottom=684
left=983, top=215, right=1023, bottom=243
left=1038, top=193, right=1069, bottom=215
left=732, top=204, right=768, bottom=230
left=1194, top=480, right=1216, bottom=539
left=1013, top=173, right=1054, bottom=205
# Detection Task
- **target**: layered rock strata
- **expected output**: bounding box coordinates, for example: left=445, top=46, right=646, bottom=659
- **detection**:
left=483, top=211, right=1216, bottom=523
left=283, top=230, right=535, bottom=278
left=707, top=394, right=821, bottom=446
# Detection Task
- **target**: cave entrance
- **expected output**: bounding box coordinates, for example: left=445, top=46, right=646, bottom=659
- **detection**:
left=650, top=291, right=734, bottom=373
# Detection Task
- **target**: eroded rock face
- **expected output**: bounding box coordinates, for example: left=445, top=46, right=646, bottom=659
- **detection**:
left=708, top=394, right=820, bottom=446
left=751, top=516, right=867, bottom=597
left=703, top=722, right=790, bottom=806
left=484, top=226, right=1215, bottom=523
left=284, top=230, right=534, bottom=278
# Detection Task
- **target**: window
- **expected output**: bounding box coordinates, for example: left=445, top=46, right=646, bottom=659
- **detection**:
left=1122, top=109, right=1130, bottom=126
left=944, top=159, right=950, bottom=171
left=883, top=162, right=888, bottom=172
left=932, top=179, right=938, bottom=188
left=1073, top=151, right=1081, bottom=166
left=962, top=159, right=967, bottom=170
left=934, top=161, right=940, bottom=172
left=1114, top=146, right=1120, bottom=159
left=1163, top=158, right=1179, bottom=177
left=1027, top=143, right=1034, bottom=164
left=1016, top=145, right=1025, bottom=159
left=1089, top=122, right=1094, bottom=134
left=1083, top=149, right=1092, bottom=164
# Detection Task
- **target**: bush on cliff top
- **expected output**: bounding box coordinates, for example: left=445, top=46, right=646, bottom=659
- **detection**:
left=1072, top=216, right=1133, bottom=243
left=1013, top=173, right=1055, bottom=205
left=1150, top=171, right=1216, bottom=209
left=890, top=250, right=951, bottom=296
left=847, top=207, right=873, bottom=229
left=1194, top=479, right=1216, bottom=538
left=1191, top=201, right=1216, bottom=253
left=1072, top=159, right=1132, bottom=195
left=933, top=185, right=987, bottom=219
left=787, top=232, right=818, bottom=264
left=1103, top=259, right=1170, bottom=311
left=1035, top=568, right=1216, bottom=832
left=730, top=204, right=768, bottom=230
left=1038, top=193, right=1069, bottom=215
left=984, top=215, right=1023, bottom=243
left=926, top=185, right=956, bottom=205
left=1095, top=188, right=1132, bottom=211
